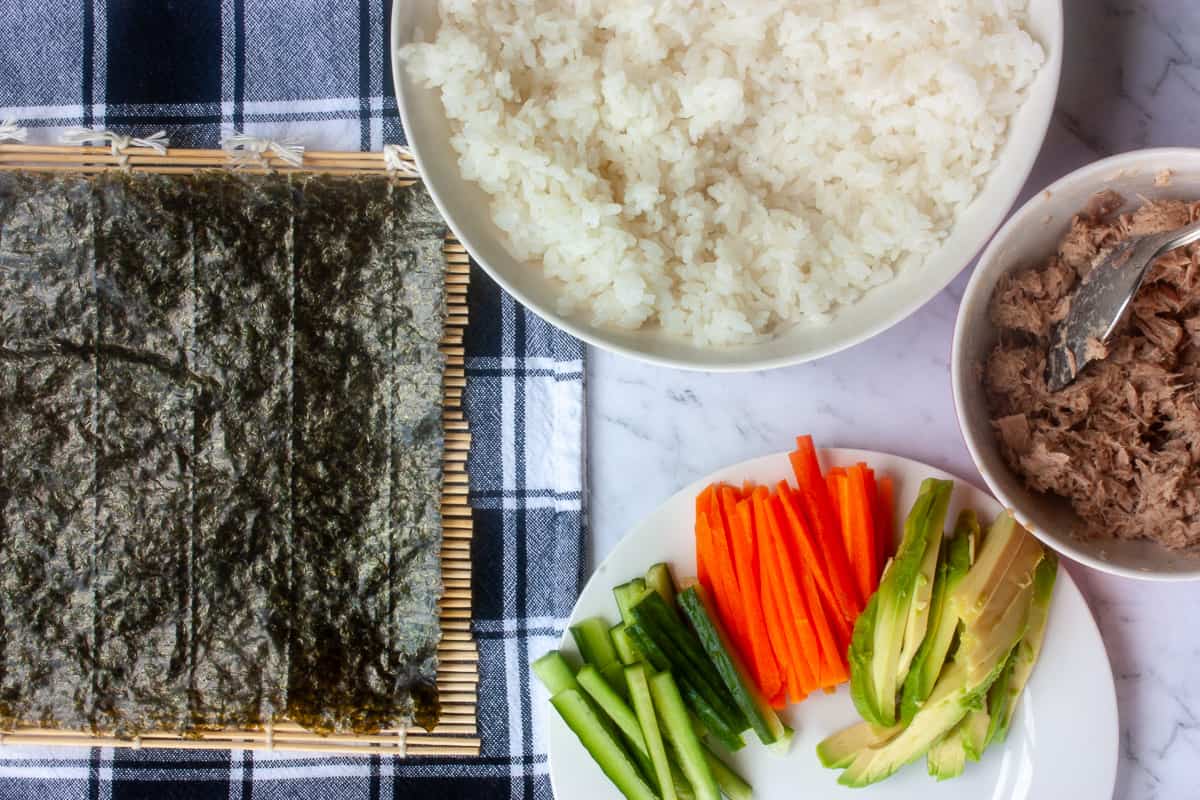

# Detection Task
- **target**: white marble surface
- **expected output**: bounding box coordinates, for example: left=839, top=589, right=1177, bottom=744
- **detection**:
left=587, top=3, right=1199, bottom=798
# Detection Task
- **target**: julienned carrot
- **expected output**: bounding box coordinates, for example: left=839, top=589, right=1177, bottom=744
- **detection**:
left=789, top=436, right=864, bottom=618
left=876, top=475, right=895, bottom=571
left=753, top=489, right=809, bottom=702
left=699, top=508, right=747, bottom=653
left=716, top=487, right=755, bottom=659
left=825, top=468, right=844, bottom=530
left=861, top=468, right=880, bottom=591
left=845, top=464, right=878, bottom=603
left=775, top=483, right=853, bottom=648
left=763, top=493, right=824, bottom=694
left=729, top=496, right=782, bottom=699
left=830, top=472, right=852, bottom=559
left=695, top=494, right=716, bottom=598
left=803, top=567, right=849, bottom=687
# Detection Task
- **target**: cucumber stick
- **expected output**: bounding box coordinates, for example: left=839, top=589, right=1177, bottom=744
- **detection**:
left=703, top=746, right=753, bottom=800
left=626, top=664, right=676, bottom=800
left=532, top=651, right=578, bottom=695
left=627, top=620, right=746, bottom=751
left=644, top=563, right=682, bottom=621
left=572, top=617, right=621, bottom=670
left=650, top=671, right=721, bottom=800
left=631, top=594, right=749, bottom=732
left=611, top=623, right=644, bottom=666
left=577, top=666, right=658, bottom=788
left=572, top=617, right=628, bottom=696
left=550, top=688, right=658, bottom=800
left=678, top=583, right=792, bottom=752
left=614, top=579, right=649, bottom=624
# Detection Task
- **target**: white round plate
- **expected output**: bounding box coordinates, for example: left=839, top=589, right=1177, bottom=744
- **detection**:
left=548, top=449, right=1117, bottom=800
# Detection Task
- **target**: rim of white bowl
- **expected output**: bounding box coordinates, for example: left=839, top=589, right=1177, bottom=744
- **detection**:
left=391, top=2, right=1063, bottom=372
left=952, top=146, right=1200, bottom=582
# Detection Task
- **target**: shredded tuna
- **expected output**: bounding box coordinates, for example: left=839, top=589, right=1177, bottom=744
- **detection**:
left=984, top=193, right=1200, bottom=550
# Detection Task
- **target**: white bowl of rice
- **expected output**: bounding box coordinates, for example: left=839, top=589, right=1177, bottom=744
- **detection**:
left=392, top=0, right=1063, bottom=371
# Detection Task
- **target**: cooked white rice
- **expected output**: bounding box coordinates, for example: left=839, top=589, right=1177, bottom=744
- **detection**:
left=404, top=0, right=1044, bottom=346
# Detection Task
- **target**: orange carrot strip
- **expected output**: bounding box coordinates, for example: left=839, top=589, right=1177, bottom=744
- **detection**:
left=696, top=484, right=715, bottom=518
left=769, top=690, right=788, bottom=711
left=789, top=436, right=863, bottom=617
left=861, top=466, right=882, bottom=593
left=825, top=472, right=843, bottom=532
left=696, top=509, right=716, bottom=598
left=876, top=475, right=895, bottom=572
left=806, top=569, right=849, bottom=686
left=763, top=493, right=823, bottom=694
left=730, top=497, right=782, bottom=699
left=753, top=489, right=806, bottom=702
left=707, top=492, right=749, bottom=653
left=845, top=465, right=878, bottom=603
left=776, top=482, right=853, bottom=648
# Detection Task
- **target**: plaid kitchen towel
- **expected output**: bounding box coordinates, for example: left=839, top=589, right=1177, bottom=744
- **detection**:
left=0, top=2, right=586, bottom=799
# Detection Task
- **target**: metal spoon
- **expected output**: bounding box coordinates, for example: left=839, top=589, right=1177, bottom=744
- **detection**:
left=1045, top=219, right=1200, bottom=392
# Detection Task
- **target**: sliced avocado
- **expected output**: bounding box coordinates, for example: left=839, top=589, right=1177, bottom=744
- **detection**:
left=960, top=705, right=991, bottom=761
left=953, top=512, right=1043, bottom=625
left=926, top=727, right=967, bottom=780
left=855, top=479, right=953, bottom=726
left=988, top=550, right=1058, bottom=746
left=839, top=661, right=981, bottom=787
left=817, top=720, right=903, bottom=769
left=959, top=580, right=1033, bottom=686
left=894, top=490, right=950, bottom=683
left=899, top=510, right=977, bottom=722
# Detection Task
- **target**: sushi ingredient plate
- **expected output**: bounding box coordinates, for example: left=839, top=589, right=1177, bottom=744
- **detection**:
left=548, top=450, right=1117, bottom=799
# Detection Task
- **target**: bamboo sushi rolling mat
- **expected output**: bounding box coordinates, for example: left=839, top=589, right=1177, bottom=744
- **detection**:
left=0, top=143, right=480, bottom=758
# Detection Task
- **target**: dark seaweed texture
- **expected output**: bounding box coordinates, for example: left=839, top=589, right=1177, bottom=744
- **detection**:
left=0, top=171, right=446, bottom=735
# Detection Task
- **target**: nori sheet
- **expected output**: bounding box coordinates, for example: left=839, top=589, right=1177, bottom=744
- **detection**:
left=0, top=170, right=446, bottom=736
left=0, top=173, right=97, bottom=729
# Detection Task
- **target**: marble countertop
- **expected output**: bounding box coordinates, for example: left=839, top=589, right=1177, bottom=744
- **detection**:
left=588, top=3, right=1199, bottom=798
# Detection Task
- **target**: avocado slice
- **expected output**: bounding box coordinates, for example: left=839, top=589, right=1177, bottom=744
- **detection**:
left=816, top=720, right=903, bottom=769
left=952, top=511, right=1042, bottom=626
left=899, top=510, right=978, bottom=722
left=960, top=704, right=991, bottom=761
left=839, top=662, right=983, bottom=787
left=987, top=550, right=1058, bottom=746
left=926, top=727, right=967, bottom=780
left=851, top=479, right=953, bottom=726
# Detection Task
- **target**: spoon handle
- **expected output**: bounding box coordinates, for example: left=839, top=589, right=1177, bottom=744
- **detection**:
left=1152, top=218, right=1200, bottom=256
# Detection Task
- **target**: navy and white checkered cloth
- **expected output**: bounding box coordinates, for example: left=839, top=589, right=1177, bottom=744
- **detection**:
left=1, top=2, right=586, bottom=798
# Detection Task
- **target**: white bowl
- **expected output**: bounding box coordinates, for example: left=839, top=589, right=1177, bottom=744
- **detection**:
left=391, top=2, right=1063, bottom=371
left=952, top=148, right=1200, bottom=581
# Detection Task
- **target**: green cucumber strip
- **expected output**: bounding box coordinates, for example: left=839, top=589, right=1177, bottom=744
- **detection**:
left=611, top=623, right=644, bottom=666
left=645, top=563, right=682, bottom=620
left=634, top=592, right=724, bottom=688
left=550, top=688, right=658, bottom=800
left=631, top=599, right=749, bottom=733
left=627, top=664, right=676, bottom=800
left=678, top=583, right=790, bottom=749
left=703, top=745, right=753, bottom=800
left=572, top=617, right=621, bottom=670
left=650, top=672, right=721, bottom=800
left=614, top=579, right=648, bottom=624
left=532, top=651, right=578, bottom=695
left=577, top=665, right=658, bottom=788
left=626, top=622, right=744, bottom=750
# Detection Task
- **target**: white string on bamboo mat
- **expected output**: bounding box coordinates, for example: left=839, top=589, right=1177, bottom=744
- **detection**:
left=383, top=144, right=421, bottom=177
left=0, top=119, right=28, bottom=143
left=222, top=132, right=304, bottom=169
left=60, top=127, right=169, bottom=166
